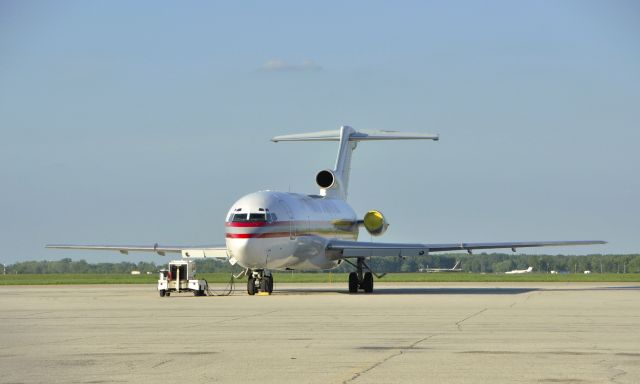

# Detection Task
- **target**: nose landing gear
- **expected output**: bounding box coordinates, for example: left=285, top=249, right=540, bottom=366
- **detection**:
left=246, top=269, right=274, bottom=295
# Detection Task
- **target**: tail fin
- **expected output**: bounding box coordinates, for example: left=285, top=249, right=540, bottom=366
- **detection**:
left=272, top=126, right=439, bottom=199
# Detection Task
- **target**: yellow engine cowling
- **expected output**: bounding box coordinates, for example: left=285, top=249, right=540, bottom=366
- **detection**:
left=363, top=210, right=389, bottom=236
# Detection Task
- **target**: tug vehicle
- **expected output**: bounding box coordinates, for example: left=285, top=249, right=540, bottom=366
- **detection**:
left=157, top=259, right=208, bottom=297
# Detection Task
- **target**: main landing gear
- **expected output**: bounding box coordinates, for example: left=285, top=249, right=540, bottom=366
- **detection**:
left=246, top=269, right=273, bottom=295
left=348, top=258, right=374, bottom=293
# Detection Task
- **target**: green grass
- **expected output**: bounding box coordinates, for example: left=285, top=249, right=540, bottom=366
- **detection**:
left=269, top=272, right=640, bottom=283
left=1, top=272, right=639, bottom=285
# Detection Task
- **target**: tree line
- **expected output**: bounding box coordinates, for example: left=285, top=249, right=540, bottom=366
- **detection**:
left=346, top=253, right=640, bottom=274
left=3, top=253, right=640, bottom=274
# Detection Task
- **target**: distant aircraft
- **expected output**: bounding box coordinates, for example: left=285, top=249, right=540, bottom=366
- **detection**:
left=47, top=126, right=605, bottom=294
left=505, top=266, right=534, bottom=274
left=421, top=261, right=463, bottom=273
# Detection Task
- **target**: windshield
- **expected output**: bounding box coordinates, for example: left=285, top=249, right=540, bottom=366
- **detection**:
left=231, top=213, right=248, bottom=222
left=248, top=213, right=267, bottom=222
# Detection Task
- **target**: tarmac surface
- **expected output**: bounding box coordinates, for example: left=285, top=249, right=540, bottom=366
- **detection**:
left=1, top=282, right=639, bottom=384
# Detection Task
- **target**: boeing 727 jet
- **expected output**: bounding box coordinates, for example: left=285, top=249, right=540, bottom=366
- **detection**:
left=47, top=126, right=605, bottom=294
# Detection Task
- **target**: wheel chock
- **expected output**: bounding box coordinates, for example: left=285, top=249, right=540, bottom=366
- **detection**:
left=257, top=292, right=271, bottom=296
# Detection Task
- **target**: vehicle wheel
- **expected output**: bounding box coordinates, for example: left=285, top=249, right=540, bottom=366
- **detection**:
left=348, top=272, right=358, bottom=293
left=159, top=289, right=166, bottom=297
left=260, top=277, right=268, bottom=292
left=247, top=277, right=256, bottom=295
left=363, top=272, right=374, bottom=293
left=267, top=276, right=274, bottom=293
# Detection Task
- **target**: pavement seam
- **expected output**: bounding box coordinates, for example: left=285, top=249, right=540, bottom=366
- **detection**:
left=342, top=334, right=438, bottom=384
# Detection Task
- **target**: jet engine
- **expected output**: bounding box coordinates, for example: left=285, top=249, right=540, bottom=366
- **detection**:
left=363, top=210, right=389, bottom=236
left=316, top=169, right=336, bottom=189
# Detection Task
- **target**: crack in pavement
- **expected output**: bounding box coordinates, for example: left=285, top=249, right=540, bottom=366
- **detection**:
left=607, top=362, right=627, bottom=383
left=456, top=308, right=487, bottom=331
left=151, top=359, right=173, bottom=369
left=343, top=334, right=438, bottom=384
left=509, top=291, right=536, bottom=308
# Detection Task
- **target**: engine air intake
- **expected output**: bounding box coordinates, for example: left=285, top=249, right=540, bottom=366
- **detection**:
left=316, top=170, right=336, bottom=189
left=363, top=210, right=389, bottom=236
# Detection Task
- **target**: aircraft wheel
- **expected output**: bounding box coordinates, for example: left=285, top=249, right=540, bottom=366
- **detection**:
left=247, top=277, right=256, bottom=295
left=363, top=272, right=374, bottom=293
left=348, top=272, right=358, bottom=293
left=159, top=289, right=166, bottom=297
left=260, top=277, right=268, bottom=292
left=166, top=292, right=170, bottom=297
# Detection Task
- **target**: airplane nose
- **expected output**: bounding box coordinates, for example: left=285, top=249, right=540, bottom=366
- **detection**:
left=226, top=238, right=266, bottom=268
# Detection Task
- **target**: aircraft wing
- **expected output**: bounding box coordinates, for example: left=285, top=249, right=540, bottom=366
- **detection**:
left=45, top=244, right=229, bottom=259
left=327, top=240, right=606, bottom=258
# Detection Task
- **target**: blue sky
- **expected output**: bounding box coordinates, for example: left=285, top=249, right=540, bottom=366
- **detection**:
left=1, top=1, right=638, bottom=263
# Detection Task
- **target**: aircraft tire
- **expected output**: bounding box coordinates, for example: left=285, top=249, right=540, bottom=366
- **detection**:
left=363, top=272, right=374, bottom=293
left=260, top=277, right=268, bottom=292
left=348, top=272, right=358, bottom=293
left=267, top=276, right=274, bottom=293
left=247, top=278, right=256, bottom=295
left=159, top=289, right=166, bottom=297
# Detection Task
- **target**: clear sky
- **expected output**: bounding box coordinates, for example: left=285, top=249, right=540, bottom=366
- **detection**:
left=1, top=1, right=638, bottom=263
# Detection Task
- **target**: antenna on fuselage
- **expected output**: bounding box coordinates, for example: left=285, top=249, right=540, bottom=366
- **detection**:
left=271, top=126, right=439, bottom=200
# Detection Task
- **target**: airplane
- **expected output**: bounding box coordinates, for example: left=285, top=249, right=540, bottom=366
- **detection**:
left=505, top=266, right=534, bottom=274
left=47, top=126, right=605, bottom=294
left=421, top=261, right=463, bottom=273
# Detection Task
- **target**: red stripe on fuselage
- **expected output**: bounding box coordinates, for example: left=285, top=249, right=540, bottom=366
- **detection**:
left=226, top=220, right=358, bottom=228
left=226, top=232, right=295, bottom=239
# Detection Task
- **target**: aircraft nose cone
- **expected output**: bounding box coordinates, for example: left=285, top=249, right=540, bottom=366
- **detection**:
left=226, top=238, right=266, bottom=269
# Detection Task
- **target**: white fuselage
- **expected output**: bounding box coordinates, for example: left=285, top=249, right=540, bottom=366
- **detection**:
left=225, top=191, right=358, bottom=271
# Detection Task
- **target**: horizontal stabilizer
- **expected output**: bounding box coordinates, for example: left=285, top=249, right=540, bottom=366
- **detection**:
left=272, top=129, right=439, bottom=142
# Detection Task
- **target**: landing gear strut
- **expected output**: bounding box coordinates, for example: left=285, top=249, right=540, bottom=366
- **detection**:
left=347, top=258, right=375, bottom=294
left=246, top=269, right=274, bottom=295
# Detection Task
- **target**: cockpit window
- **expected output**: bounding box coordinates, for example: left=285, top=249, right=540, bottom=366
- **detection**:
left=231, top=213, right=248, bottom=222
left=248, top=213, right=267, bottom=222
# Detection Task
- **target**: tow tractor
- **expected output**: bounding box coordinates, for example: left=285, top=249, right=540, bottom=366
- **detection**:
left=158, top=259, right=208, bottom=297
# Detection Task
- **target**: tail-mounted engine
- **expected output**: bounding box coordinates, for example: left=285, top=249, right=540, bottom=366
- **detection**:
left=363, top=210, right=389, bottom=236
left=316, top=169, right=337, bottom=189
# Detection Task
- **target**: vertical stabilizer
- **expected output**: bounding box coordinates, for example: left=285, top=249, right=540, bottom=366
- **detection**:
left=330, top=125, right=357, bottom=199
left=271, top=126, right=439, bottom=200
